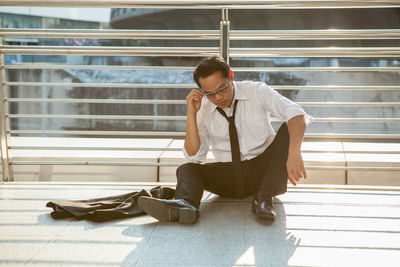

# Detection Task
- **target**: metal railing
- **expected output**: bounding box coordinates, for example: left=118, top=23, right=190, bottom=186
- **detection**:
left=2, top=0, right=400, bottom=9
left=0, top=0, right=400, bottom=181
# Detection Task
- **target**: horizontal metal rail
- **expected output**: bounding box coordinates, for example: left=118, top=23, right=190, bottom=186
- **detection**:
left=9, top=146, right=182, bottom=151
left=6, top=98, right=187, bottom=105
left=7, top=114, right=400, bottom=122
left=8, top=114, right=188, bottom=120
left=2, top=0, right=400, bottom=9
left=2, top=46, right=400, bottom=58
left=5, top=98, right=400, bottom=107
left=0, top=29, right=219, bottom=39
left=230, top=29, right=400, bottom=40
left=8, top=160, right=400, bottom=171
left=4, top=82, right=197, bottom=88
left=4, top=65, right=400, bottom=72
left=273, top=86, right=400, bottom=91
left=3, top=64, right=195, bottom=71
left=306, top=133, right=400, bottom=139
left=230, top=47, right=400, bottom=57
left=234, top=67, right=400, bottom=72
left=10, top=161, right=186, bottom=167
left=8, top=145, right=400, bottom=154
left=9, top=130, right=185, bottom=136
left=8, top=130, right=400, bottom=139
left=298, top=102, right=400, bottom=107
left=312, top=118, right=400, bottom=122
left=5, top=83, right=400, bottom=91
left=0, top=46, right=219, bottom=56
left=3, top=28, right=400, bottom=40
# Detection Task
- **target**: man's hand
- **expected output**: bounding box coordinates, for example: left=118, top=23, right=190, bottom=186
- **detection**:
left=186, top=89, right=204, bottom=115
left=286, top=151, right=307, bottom=186
left=184, top=89, right=203, bottom=156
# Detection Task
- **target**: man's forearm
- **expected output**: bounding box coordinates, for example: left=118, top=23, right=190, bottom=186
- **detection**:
left=184, top=113, right=201, bottom=157
left=287, top=115, right=306, bottom=154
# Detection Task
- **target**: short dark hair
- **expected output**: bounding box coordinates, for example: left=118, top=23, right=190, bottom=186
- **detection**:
left=193, top=56, right=230, bottom=88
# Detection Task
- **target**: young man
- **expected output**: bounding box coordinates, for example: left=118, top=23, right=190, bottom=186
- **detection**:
left=138, top=56, right=312, bottom=224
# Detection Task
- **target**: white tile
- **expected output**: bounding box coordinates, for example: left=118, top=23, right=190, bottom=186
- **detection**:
left=30, top=241, right=140, bottom=266
left=279, top=190, right=400, bottom=206
left=0, top=235, right=54, bottom=263
left=301, top=141, right=343, bottom=152
left=282, top=203, right=400, bottom=218
left=343, top=142, right=400, bottom=152
left=346, top=153, right=400, bottom=163
left=137, top=202, right=245, bottom=265
left=346, top=153, right=400, bottom=186
left=284, top=214, right=400, bottom=232
left=302, top=152, right=346, bottom=164
left=34, top=217, right=157, bottom=266
left=288, top=247, right=400, bottom=267
left=2, top=184, right=400, bottom=267
left=287, top=230, right=400, bottom=249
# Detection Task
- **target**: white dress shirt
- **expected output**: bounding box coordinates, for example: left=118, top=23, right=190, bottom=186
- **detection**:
left=183, top=81, right=313, bottom=163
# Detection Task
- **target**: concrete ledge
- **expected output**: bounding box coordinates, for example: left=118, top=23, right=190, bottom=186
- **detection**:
left=2, top=137, right=400, bottom=186
left=9, top=137, right=172, bottom=182
left=343, top=142, right=400, bottom=186
left=346, top=153, right=400, bottom=186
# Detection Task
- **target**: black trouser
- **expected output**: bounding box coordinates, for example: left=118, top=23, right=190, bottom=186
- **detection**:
left=175, top=123, right=290, bottom=209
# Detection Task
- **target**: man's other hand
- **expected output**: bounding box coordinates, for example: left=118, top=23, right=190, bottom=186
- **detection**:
left=186, top=89, right=204, bottom=115
left=286, top=151, right=307, bottom=186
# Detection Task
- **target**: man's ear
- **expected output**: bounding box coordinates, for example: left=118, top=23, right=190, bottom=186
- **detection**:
left=229, top=70, right=234, bottom=80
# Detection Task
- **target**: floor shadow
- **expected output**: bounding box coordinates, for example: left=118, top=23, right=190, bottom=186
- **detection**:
left=204, top=195, right=300, bottom=266
left=248, top=198, right=300, bottom=267
left=118, top=195, right=300, bottom=267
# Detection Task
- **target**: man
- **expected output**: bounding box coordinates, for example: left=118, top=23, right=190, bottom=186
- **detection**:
left=138, top=56, right=312, bottom=224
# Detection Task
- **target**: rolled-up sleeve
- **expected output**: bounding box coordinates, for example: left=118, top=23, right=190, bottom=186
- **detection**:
left=258, top=83, right=313, bottom=126
left=182, top=111, right=210, bottom=163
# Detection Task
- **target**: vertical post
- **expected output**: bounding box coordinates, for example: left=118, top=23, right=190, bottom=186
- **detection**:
left=0, top=22, right=13, bottom=181
left=219, top=8, right=230, bottom=64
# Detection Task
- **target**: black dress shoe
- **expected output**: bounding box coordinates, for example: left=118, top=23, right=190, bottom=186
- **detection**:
left=138, top=196, right=199, bottom=224
left=149, top=186, right=175, bottom=200
left=251, top=192, right=276, bottom=220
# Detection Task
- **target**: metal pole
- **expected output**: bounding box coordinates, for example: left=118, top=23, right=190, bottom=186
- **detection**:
left=0, top=22, right=13, bottom=181
left=219, top=8, right=230, bottom=64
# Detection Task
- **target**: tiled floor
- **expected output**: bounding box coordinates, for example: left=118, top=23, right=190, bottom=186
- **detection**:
left=1, top=183, right=400, bottom=267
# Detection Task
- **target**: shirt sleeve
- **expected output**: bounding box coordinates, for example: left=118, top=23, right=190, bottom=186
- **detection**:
left=257, top=82, right=313, bottom=125
left=182, top=111, right=210, bottom=163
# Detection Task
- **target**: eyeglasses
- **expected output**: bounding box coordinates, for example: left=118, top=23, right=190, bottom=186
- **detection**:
left=202, top=80, right=230, bottom=99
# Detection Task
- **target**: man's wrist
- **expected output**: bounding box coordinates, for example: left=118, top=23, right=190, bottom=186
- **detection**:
left=288, top=146, right=302, bottom=156
left=187, top=112, right=197, bottom=118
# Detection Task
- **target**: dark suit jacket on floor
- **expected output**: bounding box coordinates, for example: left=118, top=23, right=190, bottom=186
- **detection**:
left=46, top=186, right=175, bottom=222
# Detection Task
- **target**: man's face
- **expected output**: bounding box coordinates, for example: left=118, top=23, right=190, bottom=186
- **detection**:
left=199, top=71, right=234, bottom=108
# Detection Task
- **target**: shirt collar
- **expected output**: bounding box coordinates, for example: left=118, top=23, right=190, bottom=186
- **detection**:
left=209, top=81, right=248, bottom=113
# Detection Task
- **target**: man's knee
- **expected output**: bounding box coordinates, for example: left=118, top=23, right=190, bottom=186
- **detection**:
left=176, top=163, right=198, bottom=181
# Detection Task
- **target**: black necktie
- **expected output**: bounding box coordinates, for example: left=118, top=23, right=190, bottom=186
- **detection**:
left=216, top=100, right=245, bottom=198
